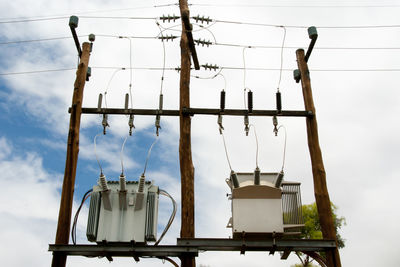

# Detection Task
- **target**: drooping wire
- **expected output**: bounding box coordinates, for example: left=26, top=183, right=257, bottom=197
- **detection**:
left=277, top=125, right=288, bottom=171
left=120, top=136, right=128, bottom=175
left=154, top=189, right=177, bottom=246
left=143, top=137, right=159, bottom=175
left=118, top=37, right=134, bottom=108
left=219, top=127, right=233, bottom=171
left=242, top=47, right=250, bottom=109
left=104, top=68, right=124, bottom=108
left=94, top=133, right=103, bottom=174
left=249, top=124, right=260, bottom=168
left=277, top=26, right=287, bottom=92
left=156, top=21, right=167, bottom=94
left=71, top=189, right=93, bottom=245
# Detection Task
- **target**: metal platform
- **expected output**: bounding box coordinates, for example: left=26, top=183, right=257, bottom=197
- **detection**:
left=49, top=238, right=336, bottom=260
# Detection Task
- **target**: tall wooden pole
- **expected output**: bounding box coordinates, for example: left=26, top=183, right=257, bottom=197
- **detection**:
left=178, top=1, right=195, bottom=267
left=296, top=49, right=341, bottom=267
left=51, top=42, right=92, bottom=267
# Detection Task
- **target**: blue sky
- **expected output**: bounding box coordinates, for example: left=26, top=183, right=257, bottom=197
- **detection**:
left=1, top=0, right=400, bottom=266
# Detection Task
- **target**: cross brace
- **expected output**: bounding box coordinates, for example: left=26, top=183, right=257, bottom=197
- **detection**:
left=71, top=107, right=313, bottom=117
left=49, top=238, right=335, bottom=259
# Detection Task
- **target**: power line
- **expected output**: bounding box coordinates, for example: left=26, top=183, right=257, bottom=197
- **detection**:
left=189, top=3, right=400, bottom=8
left=2, top=35, right=400, bottom=51
left=0, top=3, right=178, bottom=21
left=0, top=68, right=76, bottom=76
left=213, top=19, right=400, bottom=29
left=2, top=67, right=400, bottom=76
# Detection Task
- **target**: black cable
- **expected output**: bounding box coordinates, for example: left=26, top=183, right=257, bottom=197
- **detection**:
left=71, top=189, right=93, bottom=245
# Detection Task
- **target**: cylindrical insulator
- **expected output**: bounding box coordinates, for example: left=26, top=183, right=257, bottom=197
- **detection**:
left=248, top=91, right=253, bottom=113
left=276, top=91, right=282, bottom=112
left=231, top=171, right=240, bottom=189
left=275, top=171, right=284, bottom=188
left=99, top=173, right=108, bottom=191
left=138, top=174, right=145, bottom=193
left=124, top=93, right=129, bottom=109
left=119, top=174, right=126, bottom=191
left=254, top=167, right=260, bottom=185
left=159, top=94, right=164, bottom=110
left=97, top=93, right=103, bottom=109
left=220, top=90, right=226, bottom=111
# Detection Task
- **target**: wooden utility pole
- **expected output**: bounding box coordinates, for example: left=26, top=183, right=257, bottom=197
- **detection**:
left=296, top=48, right=342, bottom=267
left=178, top=1, right=196, bottom=267
left=51, top=42, right=92, bottom=267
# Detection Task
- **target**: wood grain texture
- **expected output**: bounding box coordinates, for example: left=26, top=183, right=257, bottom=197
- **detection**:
left=296, top=49, right=342, bottom=267
left=51, top=42, right=91, bottom=267
left=179, top=1, right=195, bottom=267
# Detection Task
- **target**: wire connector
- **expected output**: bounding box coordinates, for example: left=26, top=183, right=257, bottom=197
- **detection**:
left=202, top=63, right=219, bottom=71
left=273, top=115, right=278, bottom=136
left=192, top=15, right=213, bottom=24
left=218, top=114, right=224, bottom=134
left=194, top=38, right=213, bottom=47
left=128, top=114, right=135, bottom=136
left=102, top=114, right=109, bottom=135
left=244, top=115, right=249, bottom=136
left=159, top=14, right=180, bottom=23
left=158, top=35, right=178, bottom=42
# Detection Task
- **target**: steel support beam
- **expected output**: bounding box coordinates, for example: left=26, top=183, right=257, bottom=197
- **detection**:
left=74, top=107, right=313, bottom=117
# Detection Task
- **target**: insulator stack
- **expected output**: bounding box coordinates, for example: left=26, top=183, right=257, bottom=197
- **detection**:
left=220, top=90, right=226, bottom=111
left=99, top=173, right=108, bottom=191
left=194, top=39, right=213, bottom=47
left=138, top=174, right=145, bottom=193
left=192, top=15, right=213, bottom=24
left=159, top=14, right=180, bottom=22
left=201, top=63, right=219, bottom=71
left=119, top=174, right=126, bottom=192
left=276, top=91, right=282, bottom=113
left=158, top=35, right=178, bottom=42
left=248, top=90, right=253, bottom=113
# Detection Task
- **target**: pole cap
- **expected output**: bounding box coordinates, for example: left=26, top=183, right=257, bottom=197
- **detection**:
left=69, top=16, right=79, bottom=28
left=89, top=34, right=96, bottom=42
left=308, top=26, right=318, bottom=39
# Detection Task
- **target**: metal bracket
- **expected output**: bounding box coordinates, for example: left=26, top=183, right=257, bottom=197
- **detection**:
left=181, top=11, right=200, bottom=70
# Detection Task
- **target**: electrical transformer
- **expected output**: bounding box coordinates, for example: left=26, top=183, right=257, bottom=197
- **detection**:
left=86, top=179, right=159, bottom=243
left=226, top=172, right=303, bottom=239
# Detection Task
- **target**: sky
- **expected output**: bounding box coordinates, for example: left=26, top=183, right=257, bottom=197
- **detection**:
left=1, top=0, right=400, bottom=266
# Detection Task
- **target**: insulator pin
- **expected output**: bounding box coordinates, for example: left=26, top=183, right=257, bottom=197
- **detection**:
left=254, top=167, right=260, bottom=185
left=276, top=91, right=282, bottom=113
left=230, top=171, right=240, bottom=189
left=97, top=93, right=103, bottom=109
left=124, top=93, right=129, bottom=109
left=220, top=90, right=226, bottom=111
left=248, top=90, right=253, bottom=113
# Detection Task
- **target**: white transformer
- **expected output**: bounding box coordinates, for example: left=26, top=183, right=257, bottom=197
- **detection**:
left=86, top=179, right=159, bottom=243
left=226, top=172, right=303, bottom=239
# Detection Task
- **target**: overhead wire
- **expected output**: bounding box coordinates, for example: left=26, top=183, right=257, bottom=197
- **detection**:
left=143, top=137, right=159, bottom=176
left=277, top=26, right=286, bottom=93
left=94, top=133, right=104, bottom=174
left=249, top=124, right=260, bottom=168
left=189, top=3, right=400, bottom=8
left=277, top=125, right=288, bottom=172
left=103, top=68, right=125, bottom=108
left=0, top=3, right=178, bottom=21
left=120, top=136, right=128, bottom=175
left=4, top=67, right=400, bottom=76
